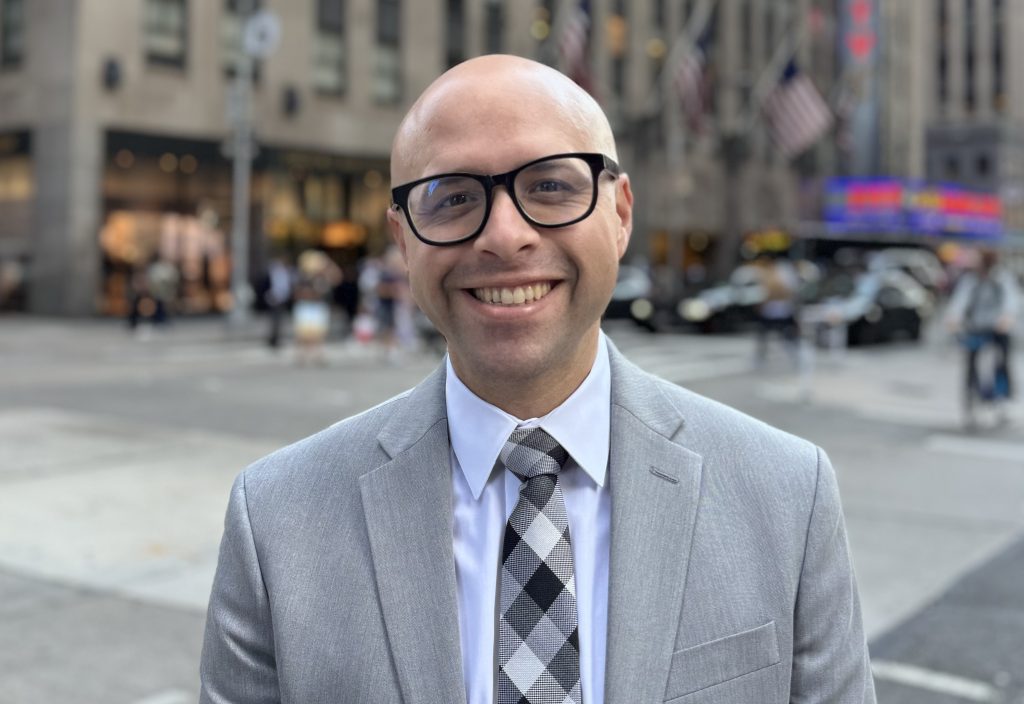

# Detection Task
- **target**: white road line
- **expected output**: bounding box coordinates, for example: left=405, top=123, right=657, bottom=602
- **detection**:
left=132, top=690, right=192, bottom=704
left=926, top=434, right=1024, bottom=464
left=871, top=660, right=998, bottom=702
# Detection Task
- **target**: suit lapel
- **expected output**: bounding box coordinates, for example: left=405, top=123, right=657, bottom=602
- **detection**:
left=359, top=365, right=467, bottom=704
left=603, top=346, right=704, bottom=704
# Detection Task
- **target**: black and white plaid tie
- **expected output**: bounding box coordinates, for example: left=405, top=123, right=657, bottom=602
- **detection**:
left=497, top=427, right=582, bottom=704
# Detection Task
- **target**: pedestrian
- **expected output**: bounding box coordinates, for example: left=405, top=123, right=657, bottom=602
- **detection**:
left=261, top=255, right=294, bottom=349
left=946, top=247, right=1020, bottom=427
left=146, top=256, right=178, bottom=326
left=374, top=244, right=405, bottom=361
left=753, top=251, right=801, bottom=367
left=200, top=55, right=875, bottom=703
left=292, top=249, right=340, bottom=366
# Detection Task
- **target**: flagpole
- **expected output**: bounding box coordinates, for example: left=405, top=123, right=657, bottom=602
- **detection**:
left=647, top=0, right=719, bottom=119
left=707, top=0, right=824, bottom=282
left=741, top=1, right=809, bottom=135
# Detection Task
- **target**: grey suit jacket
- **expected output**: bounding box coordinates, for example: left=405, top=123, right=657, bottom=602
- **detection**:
left=200, top=342, right=875, bottom=703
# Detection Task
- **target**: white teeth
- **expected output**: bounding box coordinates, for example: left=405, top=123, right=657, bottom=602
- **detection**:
left=473, top=282, right=552, bottom=306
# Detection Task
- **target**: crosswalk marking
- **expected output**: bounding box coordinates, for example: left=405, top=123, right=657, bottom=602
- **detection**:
left=925, top=434, right=1024, bottom=464
left=602, top=324, right=755, bottom=383
left=871, top=660, right=998, bottom=702
left=132, top=690, right=192, bottom=704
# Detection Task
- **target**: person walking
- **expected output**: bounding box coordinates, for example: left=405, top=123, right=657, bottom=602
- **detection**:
left=753, top=252, right=801, bottom=367
left=262, top=255, right=294, bottom=350
left=200, top=55, right=875, bottom=704
left=292, top=249, right=340, bottom=366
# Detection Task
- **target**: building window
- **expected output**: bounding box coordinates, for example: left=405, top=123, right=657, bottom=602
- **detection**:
left=533, top=0, right=558, bottom=65
left=964, top=0, right=975, bottom=112
left=936, top=0, right=948, bottom=107
left=375, top=0, right=401, bottom=104
left=222, top=0, right=263, bottom=83
left=446, top=0, right=466, bottom=68
left=609, top=0, right=628, bottom=102
left=653, top=0, right=667, bottom=27
left=313, top=0, right=346, bottom=94
left=0, top=0, right=25, bottom=69
left=976, top=153, right=990, bottom=178
left=993, top=0, right=1004, bottom=112
left=485, top=0, right=503, bottom=54
left=945, top=155, right=959, bottom=180
left=144, top=0, right=188, bottom=68
left=681, top=0, right=694, bottom=31
left=739, top=0, right=753, bottom=105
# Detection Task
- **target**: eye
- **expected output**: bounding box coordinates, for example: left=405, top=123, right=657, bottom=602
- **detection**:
left=439, top=192, right=472, bottom=208
left=531, top=180, right=571, bottom=194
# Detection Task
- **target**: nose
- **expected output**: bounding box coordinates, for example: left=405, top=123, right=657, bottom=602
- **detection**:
left=472, top=187, right=541, bottom=259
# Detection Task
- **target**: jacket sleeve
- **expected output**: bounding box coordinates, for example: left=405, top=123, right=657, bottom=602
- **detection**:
left=200, top=472, right=281, bottom=704
left=945, top=274, right=974, bottom=326
left=790, top=448, right=876, bottom=703
left=1000, top=270, right=1021, bottom=320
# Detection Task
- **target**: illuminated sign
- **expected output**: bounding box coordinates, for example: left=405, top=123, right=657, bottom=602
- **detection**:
left=824, top=178, right=1003, bottom=239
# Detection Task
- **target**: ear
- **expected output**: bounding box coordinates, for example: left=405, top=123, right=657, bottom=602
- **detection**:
left=386, top=207, right=410, bottom=264
left=614, top=174, right=634, bottom=259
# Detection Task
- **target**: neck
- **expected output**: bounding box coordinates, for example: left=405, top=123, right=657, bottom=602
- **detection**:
left=455, top=330, right=601, bottom=420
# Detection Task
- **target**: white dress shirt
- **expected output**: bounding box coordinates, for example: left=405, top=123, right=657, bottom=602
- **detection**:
left=446, top=334, right=612, bottom=704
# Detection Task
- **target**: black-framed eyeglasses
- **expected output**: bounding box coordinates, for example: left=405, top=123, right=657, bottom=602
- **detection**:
left=390, top=152, right=621, bottom=246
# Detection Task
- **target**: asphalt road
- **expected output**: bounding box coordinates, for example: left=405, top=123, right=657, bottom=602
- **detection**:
left=1, top=315, right=1022, bottom=703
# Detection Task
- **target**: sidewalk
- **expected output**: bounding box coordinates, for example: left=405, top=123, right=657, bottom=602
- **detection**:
left=3, top=314, right=1024, bottom=702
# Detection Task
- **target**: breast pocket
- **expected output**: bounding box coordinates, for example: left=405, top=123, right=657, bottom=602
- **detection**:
left=663, top=621, right=781, bottom=702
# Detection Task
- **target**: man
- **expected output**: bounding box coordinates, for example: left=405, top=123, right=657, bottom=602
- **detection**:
left=946, top=247, right=1020, bottom=427
left=261, top=255, right=294, bottom=349
left=200, top=55, right=875, bottom=703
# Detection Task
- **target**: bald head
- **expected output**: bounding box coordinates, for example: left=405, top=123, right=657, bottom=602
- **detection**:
left=390, top=55, right=617, bottom=185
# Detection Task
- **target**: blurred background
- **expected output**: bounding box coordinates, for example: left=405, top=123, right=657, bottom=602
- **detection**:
left=1, top=0, right=1024, bottom=702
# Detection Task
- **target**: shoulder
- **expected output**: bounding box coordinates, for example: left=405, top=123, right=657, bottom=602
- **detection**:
left=239, top=387, right=415, bottom=501
left=617, top=358, right=823, bottom=501
left=661, top=372, right=817, bottom=468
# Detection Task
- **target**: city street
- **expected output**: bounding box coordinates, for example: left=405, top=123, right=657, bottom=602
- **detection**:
left=2, top=315, right=1023, bottom=703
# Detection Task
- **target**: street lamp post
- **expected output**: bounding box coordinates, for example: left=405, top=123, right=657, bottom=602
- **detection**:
left=227, top=2, right=280, bottom=330
left=228, top=26, right=254, bottom=330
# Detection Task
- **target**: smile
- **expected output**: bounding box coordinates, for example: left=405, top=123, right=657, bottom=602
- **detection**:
left=472, top=282, right=553, bottom=306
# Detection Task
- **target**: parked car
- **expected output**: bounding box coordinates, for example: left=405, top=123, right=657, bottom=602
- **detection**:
left=675, top=259, right=823, bottom=334
left=674, top=264, right=766, bottom=333
left=866, top=247, right=949, bottom=296
left=801, top=268, right=934, bottom=346
left=605, top=264, right=654, bottom=325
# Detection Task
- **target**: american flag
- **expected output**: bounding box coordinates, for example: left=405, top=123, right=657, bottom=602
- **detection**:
left=672, top=35, right=709, bottom=132
left=559, top=0, right=594, bottom=94
left=762, top=61, right=834, bottom=158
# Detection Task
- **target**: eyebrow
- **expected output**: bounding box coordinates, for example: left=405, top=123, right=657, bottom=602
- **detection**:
left=422, top=155, right=563, bottom=177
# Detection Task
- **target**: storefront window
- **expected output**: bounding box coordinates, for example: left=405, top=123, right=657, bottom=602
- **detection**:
left=99, top=211, right=231, bottom=317
left=0, top=132, right=31, bottom=310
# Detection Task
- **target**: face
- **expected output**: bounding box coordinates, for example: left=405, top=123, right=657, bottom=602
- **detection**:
left=388, top=61, right=633, bottom=403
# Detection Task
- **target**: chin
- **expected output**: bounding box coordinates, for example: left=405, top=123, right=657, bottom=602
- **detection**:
left=456, top=339, right=555, bottom=384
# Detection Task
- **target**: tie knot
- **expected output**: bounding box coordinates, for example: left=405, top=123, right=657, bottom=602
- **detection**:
left=499, top=427, right=569, bottom=482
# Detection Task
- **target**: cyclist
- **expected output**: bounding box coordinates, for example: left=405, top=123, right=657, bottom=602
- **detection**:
left=946, top=248, right=1020, bottom=427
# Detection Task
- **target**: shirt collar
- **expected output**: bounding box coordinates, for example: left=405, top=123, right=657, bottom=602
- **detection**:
left=446, top=332, right=611, bottom=500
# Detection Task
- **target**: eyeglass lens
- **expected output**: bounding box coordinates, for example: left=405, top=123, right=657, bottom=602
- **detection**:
left=406, top=156, right=597, bottom=243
